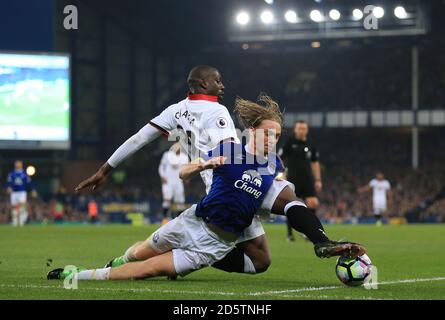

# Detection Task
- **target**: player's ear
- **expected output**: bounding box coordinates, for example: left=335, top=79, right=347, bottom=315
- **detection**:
left=199, top=78, right=208, bottom=90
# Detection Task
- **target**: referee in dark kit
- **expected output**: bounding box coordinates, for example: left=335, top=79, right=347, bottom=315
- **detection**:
left=278, top=120, right=322, bottom=241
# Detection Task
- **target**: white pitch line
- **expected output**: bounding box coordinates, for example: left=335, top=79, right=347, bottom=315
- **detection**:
left=250, top=276, right=445, bottom=296
left=0, top=284, right=238, bottom=297
left=1, top=276, right=445, bottom=298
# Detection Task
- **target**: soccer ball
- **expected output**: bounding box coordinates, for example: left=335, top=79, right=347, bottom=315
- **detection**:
left=335, top=254, right=372, bottom=286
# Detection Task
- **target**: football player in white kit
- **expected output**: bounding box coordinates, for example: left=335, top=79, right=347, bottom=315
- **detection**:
left=357, top=172, right=391, bottom=226
left=75, top=65, right=365, bottom=275
left=158, top=142, right=188, bottom=221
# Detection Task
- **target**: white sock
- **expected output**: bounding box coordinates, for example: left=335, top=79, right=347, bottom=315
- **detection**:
left=12, top=209, right=19, bottom=226
left=284, top=200, right=307, bottom=215
left=19, top=208, right=28, bottom=226
left=123, top=247, right=136, bottom=263
left=243, top=254, right=256, bottom=274
left=77, top=267, right=111, bottom=280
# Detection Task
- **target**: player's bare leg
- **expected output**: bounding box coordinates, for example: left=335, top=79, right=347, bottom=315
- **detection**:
left=48, top=252, right=177, bottom=281
left=105, top=240, right=163, bottom=268
left=11, top=205, right=19, bottom=227
left=18, top=203, right=28, bottom=226
left=237, top=235, right=271, bottom=273
left=109, top=252, right=176, bottom=279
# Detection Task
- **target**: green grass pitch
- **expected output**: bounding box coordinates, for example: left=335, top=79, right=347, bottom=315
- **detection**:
left=0, top=224, right=444, bottom=300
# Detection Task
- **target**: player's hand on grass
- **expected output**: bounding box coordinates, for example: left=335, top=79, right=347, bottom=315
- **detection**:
left=202, top=156, right=226, bottom=170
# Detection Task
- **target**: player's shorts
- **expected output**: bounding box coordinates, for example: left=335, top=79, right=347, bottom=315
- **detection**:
left=291, top=177, right=316, bottom=199
left=373, top=200, right=387, bottom=215
left=201, top=172, right=294, bottom=243
left=147, top=205, right=236, bottom=277
left=161, top=181, right=185, bottom=204
left=10, top=191, right=27, bottom=206
left=236, top=179, right=295, bottom=244
left=261, top=179, right=295, bottom=211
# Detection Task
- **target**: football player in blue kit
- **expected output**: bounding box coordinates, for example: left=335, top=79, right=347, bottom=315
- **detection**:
left=5, top=160, right=37, bottom=226
left=47, top=94, right=366, bottom=281
left=72, top=65, right=366, bottom=277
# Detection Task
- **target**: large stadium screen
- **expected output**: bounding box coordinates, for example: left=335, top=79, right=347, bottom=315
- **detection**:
left=0, top=52, right=70, bottom=149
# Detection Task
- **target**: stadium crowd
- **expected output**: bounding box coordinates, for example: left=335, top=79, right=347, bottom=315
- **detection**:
left=1, top=129, right=444, bottom=225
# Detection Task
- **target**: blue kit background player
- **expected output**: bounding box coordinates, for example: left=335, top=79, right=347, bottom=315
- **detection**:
left=5, top=160, right=37, bottom=226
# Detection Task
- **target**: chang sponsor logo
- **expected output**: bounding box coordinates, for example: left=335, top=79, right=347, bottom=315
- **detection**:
left=234, top=170, right=263, bottom=199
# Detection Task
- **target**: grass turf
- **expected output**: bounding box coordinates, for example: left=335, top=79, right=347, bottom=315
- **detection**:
left=0, top=80, right=69, bottom=128
left=0, top=224, right=444, bottom=300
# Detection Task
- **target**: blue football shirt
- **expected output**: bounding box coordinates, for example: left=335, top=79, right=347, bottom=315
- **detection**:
left=195, top=142, right=283, bottom=236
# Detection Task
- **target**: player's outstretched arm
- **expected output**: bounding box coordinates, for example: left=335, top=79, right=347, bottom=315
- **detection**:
left=179, top=156, right=226, bottom=181
left=357, top=185, right=371, bottom=193
left=75, top=123, right=162, bottom=193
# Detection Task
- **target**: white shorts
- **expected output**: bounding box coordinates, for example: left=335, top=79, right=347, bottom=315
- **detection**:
left=261, top=179, right=295, bottom=211
left=235, top=180, right=295, bottom=243
left=147, top=205, right=235, bottom=276
left=201, top=172, right=294, bottom=243
left=373, top=201, right=387, bottom=215
left=162, top=181, right=185, bottom=204
left=10, top=191, right=27, bottom=206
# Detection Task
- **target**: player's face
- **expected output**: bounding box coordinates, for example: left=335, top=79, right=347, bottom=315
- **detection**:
left=15, top=161, right=23, bottom=171
left=204, top=71, right=225, bottom=100
left=376, top=173, right=384, bottom=180
left=252, top=119, right=282, bottom=155
left=294, top=123, right=308, bottom=140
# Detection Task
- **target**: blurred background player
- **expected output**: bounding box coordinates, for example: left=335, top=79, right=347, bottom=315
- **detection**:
left=357, top=172, right=391, bottom=226
left=5, top=160, right=37, bottom=226
left=88, top=198, right=99, bottom=224
left=279, top=120, right=322, bottom=241
left=158, top=142, right=188, bottom=223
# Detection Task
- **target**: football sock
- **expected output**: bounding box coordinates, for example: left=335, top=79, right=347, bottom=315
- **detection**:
left=12, top=208, right=19, bottom=226
left=123, top=246, right=137, bottom=263
left=212, top=247, right=256, bottom=274
left=243, top=254, right=256, bottom=274
left=77, top=267, right=110, bottom=280
left=19, top=207, right=27, bottom=226
left=285, top=201, right=330, bottom=244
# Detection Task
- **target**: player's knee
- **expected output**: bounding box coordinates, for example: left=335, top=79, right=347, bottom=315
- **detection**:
left=253, top=256, right=271, bottom=273
left=250, top=250, right=271, bottom=273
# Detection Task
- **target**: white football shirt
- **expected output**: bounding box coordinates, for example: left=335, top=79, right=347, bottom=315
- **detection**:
left=150, top=94, right=239, bottom=191
left=158, top=150, right=189, bottom=183
left=369, top=179, right=391, bottom=205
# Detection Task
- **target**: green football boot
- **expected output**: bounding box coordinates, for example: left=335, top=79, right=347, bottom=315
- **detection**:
left=47, top=266, right=85, bottom=280
left=104, top=256, right=126, bottom=268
